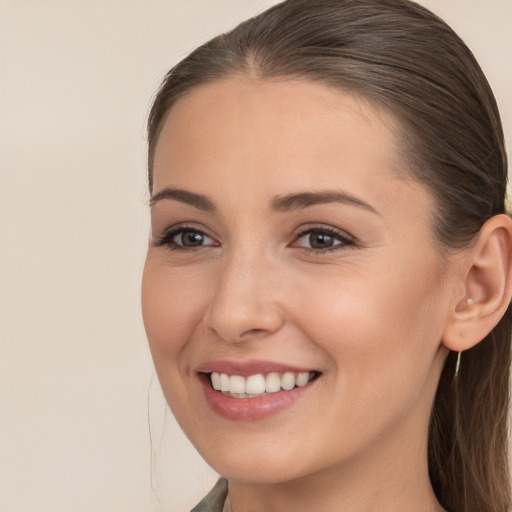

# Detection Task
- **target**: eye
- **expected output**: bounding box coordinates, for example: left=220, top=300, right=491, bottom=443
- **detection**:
left=175, top=230, right=214, bottom=247
left=292, top=227, right=354, bottom=251
left=154, top=226, right=217, bottom=250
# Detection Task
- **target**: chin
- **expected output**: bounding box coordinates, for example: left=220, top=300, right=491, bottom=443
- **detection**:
left=211, top=456, right=305, bottom=485
left=192, top=432, right=320, bottom=485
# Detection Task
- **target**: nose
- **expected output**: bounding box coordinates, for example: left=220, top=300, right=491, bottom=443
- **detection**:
left=203, top=250, right=284, bottom=343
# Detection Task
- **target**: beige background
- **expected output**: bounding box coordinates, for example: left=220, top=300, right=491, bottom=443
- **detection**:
left=0, top=1, right=510, bottom=511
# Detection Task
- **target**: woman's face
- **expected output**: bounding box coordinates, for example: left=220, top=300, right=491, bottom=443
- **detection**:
left=142, top=77, right=459, bottom=484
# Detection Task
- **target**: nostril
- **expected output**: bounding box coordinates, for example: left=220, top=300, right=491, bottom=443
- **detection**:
left=238, top=328, right=267, bottom=339
left=204, top=310, right=284, bottom=344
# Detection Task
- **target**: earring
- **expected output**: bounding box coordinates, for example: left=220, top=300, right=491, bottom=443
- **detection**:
left=454, top=351, right=462, bottom=377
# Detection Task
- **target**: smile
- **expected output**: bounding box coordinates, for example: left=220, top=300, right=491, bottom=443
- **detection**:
left=209, top=371, right=317, bottom=398
left=196, top=360, right=321, bottom=420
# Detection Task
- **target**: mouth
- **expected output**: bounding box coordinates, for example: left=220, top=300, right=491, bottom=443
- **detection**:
left=196, top=360, right=322, bottom=420
left=205, top=370, right=321, bottom=398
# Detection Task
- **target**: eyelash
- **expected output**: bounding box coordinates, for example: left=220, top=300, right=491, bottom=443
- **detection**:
left=293, top=226, right=356, bottom=253
left=153, top=225, right=216, bottom=251
left=153, top=225, right=356, bottom=253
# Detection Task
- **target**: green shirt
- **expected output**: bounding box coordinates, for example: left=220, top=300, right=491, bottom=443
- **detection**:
left=190, top=478, right=228, bottom=512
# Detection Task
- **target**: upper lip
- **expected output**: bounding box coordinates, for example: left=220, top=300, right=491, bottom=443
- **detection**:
left=196, top=359, right=317, bottom=377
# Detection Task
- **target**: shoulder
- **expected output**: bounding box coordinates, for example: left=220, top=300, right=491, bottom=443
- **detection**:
left=190, top=478, right=228, bottom=512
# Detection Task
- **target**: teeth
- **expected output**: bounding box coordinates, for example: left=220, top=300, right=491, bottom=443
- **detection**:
left=296, top=372, right=310, bottom=387
left=281, top=372, right=295, bottom=391
left=229, top=375, right=246, bottom=394
left=265, top=372, right=281, bottom=393
left=211, top=372, right=221, bottom=391
left=220, top=373, right=230, bottom=392
left=209, top=371, right=315, bottom=397
left=245, top=374, right=266, bottom=395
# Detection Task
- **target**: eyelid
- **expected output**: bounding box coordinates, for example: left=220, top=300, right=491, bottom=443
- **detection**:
left=152, top=222, right=356, bottom=252
left=152, top=223, right=218, bottom=249
left=291, top=224, right=357, bottom=251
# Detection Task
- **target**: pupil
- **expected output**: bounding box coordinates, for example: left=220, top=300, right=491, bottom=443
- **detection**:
left=310, top=232, right=333, bottom=248
left=182, top=231, right=204, bottom=246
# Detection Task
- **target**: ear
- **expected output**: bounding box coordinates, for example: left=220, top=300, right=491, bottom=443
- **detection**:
left=442, top=214, right=512, bottom=352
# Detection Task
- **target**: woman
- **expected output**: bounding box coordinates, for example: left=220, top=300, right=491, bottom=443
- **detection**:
left=141, top=1, right=512, bottom=510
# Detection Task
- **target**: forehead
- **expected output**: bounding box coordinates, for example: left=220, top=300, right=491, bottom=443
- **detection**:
left=152, top=77, right=432, bottom=225
left=154, top=77, right=403, bottom=184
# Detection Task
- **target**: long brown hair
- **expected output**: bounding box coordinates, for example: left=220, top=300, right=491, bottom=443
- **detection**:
left=147, top=1, right=511, bottom=510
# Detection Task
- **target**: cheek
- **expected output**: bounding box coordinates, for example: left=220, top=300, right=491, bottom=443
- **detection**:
left=291, top=258, right=446, bottom=390
left=141, top=257, right=215, bottom=427
left=284, top=263, right=447, bottom=456
left=141, top=256, right=209, bottom=365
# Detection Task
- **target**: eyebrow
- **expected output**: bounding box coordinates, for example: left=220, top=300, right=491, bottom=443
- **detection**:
left=270, top=190, right=379, bottom=214
left=150, top=187, right=378, bottom=215
left=150, top=188, right=216, bottom=211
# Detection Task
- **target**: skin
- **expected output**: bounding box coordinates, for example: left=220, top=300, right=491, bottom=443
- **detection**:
left=141, top=77, right=464, bottom=511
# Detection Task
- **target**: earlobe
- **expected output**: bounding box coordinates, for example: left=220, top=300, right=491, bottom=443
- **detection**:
left=442, top=214, right=512, bottom=352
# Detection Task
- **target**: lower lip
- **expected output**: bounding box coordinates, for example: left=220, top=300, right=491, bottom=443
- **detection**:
left=200, top=375, right=315, bottom=421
